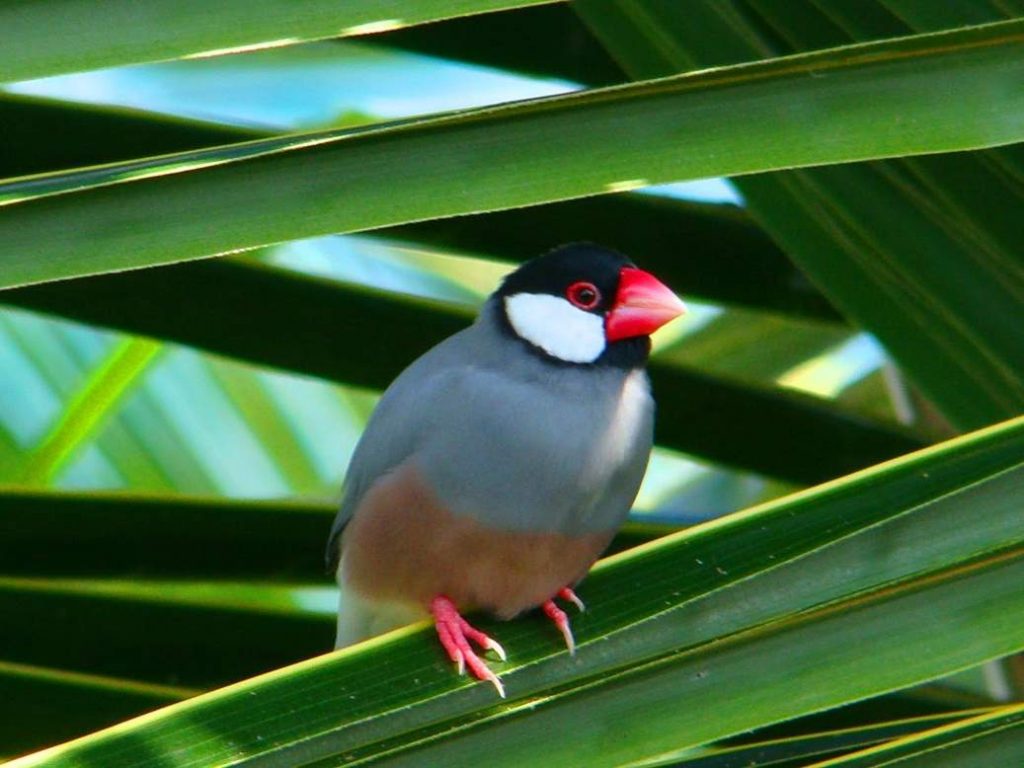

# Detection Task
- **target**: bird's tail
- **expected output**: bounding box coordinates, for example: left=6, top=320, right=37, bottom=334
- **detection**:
left=334, top=575, right=425, bottom=649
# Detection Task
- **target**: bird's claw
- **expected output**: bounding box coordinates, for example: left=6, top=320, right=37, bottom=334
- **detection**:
left=543, top=587, right=586, bottom=654
left=485, top=636, right=508, bottom=661
left=431, top=596, right=507, bottom=697
left=558, top=586, right=586, bottom=612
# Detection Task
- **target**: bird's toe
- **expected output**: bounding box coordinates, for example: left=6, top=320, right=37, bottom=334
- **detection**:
left=430, top=595, right=507, bottom=697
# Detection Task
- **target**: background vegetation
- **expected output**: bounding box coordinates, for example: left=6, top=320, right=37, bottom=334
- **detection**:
left=0, top=1, right=1022, bottom=765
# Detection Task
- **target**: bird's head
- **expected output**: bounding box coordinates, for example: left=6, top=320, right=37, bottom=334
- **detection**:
left=495, top=243, right=687, bottom=367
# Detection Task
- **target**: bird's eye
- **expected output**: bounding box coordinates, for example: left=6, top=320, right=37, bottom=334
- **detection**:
left=566, top=281, right=601, bottom=310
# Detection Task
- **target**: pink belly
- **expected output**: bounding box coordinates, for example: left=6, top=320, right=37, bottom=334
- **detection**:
left=340, top=462, right=614, bottom=619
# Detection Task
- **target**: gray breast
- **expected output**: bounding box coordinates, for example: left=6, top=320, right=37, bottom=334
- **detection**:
left=415, top=318, right=654, bottom=536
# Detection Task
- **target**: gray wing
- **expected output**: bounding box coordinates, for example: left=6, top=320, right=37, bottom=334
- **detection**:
left=324, top=328, right=478, bottom=571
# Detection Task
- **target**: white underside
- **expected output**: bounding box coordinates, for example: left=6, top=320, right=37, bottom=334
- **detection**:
left=334, top=558, right=425, bottom=649
left=504, top=293, right=606, bottom=363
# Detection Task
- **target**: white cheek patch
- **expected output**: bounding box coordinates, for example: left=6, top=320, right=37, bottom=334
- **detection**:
left=504, top=293, right=606, bottom=363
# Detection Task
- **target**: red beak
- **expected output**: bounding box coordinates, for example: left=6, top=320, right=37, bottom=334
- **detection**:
left=605, top=267, right=687, bottom=342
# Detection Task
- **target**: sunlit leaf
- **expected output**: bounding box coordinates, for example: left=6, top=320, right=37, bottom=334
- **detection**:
left=2, top=20, right=1022, bottom=290
left=6, top=414, right=1022, bottom=766
left=18, top=339, right=162, bottom=485
left=0, top=0, right=556, bottom=83
left=812, top=703, right=1024, bottom=766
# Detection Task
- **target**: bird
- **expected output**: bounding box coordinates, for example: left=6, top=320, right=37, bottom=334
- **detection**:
left=326, top=243, right=686, bottom=696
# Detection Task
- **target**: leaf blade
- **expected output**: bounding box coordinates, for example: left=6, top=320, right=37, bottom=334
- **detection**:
left=811, top=704, right=1024, bottom=766
left=18, top=338, right=162, bottom=485
left=0, top=0, right=557, bottom=83
left=2, top=20, right=1023, bottom=290
left=7, top=414, right=1022, bottom=767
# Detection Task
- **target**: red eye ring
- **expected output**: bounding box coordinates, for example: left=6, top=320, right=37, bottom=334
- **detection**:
left=566, top=281, right=601, bottom=310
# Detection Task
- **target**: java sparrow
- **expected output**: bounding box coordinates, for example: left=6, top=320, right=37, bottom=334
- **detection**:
left=326, top=243, right=686, bottom=695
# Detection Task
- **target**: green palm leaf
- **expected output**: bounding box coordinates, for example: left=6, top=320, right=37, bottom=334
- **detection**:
left=5, top=415, right=1022, bottom=766
left=1, top=1, right=1021, bottom=763
left=2, top=20, right=1022, bottom=290
left=0, top=1, right=555, bottom=83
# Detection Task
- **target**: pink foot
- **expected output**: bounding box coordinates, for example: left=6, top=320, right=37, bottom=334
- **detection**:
left=430, top=596, right=507, bottom=697
left=542, top=587, right=586, bottom=655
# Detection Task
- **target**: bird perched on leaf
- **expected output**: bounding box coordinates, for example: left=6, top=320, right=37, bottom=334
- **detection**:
left=326, top=243, right=686, bottom=696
